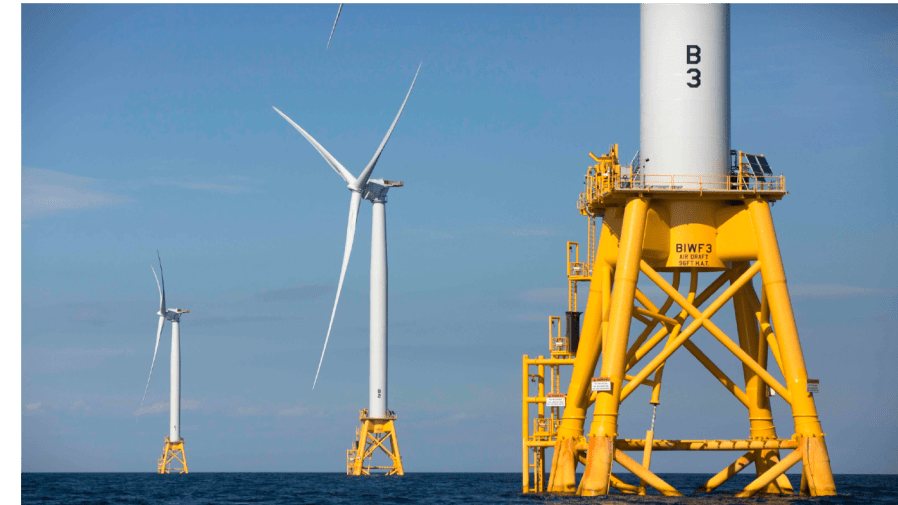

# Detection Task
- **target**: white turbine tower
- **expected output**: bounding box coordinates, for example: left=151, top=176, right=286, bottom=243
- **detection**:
left=139, top=252, right=190, bottom=474
left=273, top=65, right=419, bottom=475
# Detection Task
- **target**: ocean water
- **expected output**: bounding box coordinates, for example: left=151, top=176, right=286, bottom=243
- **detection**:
left=22, top=473, right=895, bottom=504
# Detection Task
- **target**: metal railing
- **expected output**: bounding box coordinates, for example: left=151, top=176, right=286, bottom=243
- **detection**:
left=582, top=169, right=786, bottom=204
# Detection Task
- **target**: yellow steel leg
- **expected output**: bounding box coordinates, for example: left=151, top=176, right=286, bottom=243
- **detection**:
left=748, top=199, right=836, bottom=496
left=732, top=272, right=792, bottom=494
left=580, top=197, right=649, bottom=496
left=548, top=257, right=611, bottom=493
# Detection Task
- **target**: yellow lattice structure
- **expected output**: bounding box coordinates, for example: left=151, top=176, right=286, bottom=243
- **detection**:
left=158, top=437, right=188, bottom=474
left=522, top=145, right=836, bottom=497
left=346, top=409, right=404, bottom=476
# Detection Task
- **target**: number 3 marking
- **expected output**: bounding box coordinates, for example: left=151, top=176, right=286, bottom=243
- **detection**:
left=687, top=68, right=701, bottom=88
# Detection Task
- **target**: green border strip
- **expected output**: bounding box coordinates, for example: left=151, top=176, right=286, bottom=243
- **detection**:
left=6, top=2, right=22, bottom=503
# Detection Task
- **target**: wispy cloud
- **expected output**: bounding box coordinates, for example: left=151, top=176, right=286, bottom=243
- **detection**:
left=193, top=314, right=287, bottom=327
left=25, top=402, right=41, bottom=411
left=278, top=406, right=308, bottom=417
left=789, top=284, right=898, bottom=301
left=520, top=287, right=566, bottom=304
left=22, top=167, right=130, bottom=220
left=135, top=400, right=168, bottom=416
left=24, top=348, right=135, bottom=374
left=73, top=308, right=108, bottom=327
left=22, top=168, right=264, bottom=221
left=503, top=228, right=562, bottom=237
left=161, top=175, right=262, bottom=194
left=237, top=406, right=262, bottom=416
left=133, top=399, right=200, bottom=417
left=255, top=285, right=330, bottom=303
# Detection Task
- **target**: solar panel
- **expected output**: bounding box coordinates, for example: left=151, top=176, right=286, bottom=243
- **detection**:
left=746, top=154, right=766, bottom=182
left=757, top=155, right=773, bottom=176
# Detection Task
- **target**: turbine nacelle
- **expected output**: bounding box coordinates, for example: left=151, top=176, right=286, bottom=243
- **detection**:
left=362, top=179, right=403, bottom=203
left=161, top=308, right=190, bottom=322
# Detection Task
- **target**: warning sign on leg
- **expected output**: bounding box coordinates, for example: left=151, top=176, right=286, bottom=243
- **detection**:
left=546, top=393, right=566, bottom=407
left=592, top=377, right=612, bottom=392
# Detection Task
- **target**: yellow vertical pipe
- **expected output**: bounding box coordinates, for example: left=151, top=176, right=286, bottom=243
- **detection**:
left=747, top=199, right=835, bottom=496
left=538, top=358, right=545, bottom=419
left=522, top=355, right=530, bottom=493
left=637, top=429, right=654, bottom=495
left=580, top=197, right=649, bottom=497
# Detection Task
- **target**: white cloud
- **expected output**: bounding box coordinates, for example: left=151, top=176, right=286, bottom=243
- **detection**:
left=22, top=168, right=263, bottom=221
left=25, top=402, right=41, bottom=411
left=788, top=284, right=898, bottom=300
left=133, top=399, right=200, bottom=417
left=24, top=348, right=134, bottom=374
left=255, top=284, right=330, bottom=303
left=135, top=400, right=168, bottom=416
left=153, top=175, right=262, bottom=194
left=520, top=287, right=566, bottom=304
left=183, top=399, right=202, bottom=410
left=22, top=167, right=130, bottom=220
left=237, top=406, right=261, bottom=416
left=503, top=228, right=561, bottom=237
left=278, top=406, right=308, bottom=417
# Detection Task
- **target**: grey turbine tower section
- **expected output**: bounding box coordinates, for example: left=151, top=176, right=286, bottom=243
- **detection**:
left=273, top=65, right=419, bottom=421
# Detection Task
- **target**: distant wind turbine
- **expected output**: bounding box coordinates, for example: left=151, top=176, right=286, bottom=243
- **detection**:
left=139, top=252, right=191, bottom=473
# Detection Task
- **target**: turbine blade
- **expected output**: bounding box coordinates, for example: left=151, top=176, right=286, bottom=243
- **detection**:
left=151, top=265, right=164, bottom=314
left=326, top=4, right=342, bottom=50
left=272, top=106, right=356, bottom=185
left=156, top=251, right=166, bottom=313
left=138, top=315, right=165, bottom=418
left=313, top=191, right=362, bottom=389
left=352, top=63, right=421, bottom=190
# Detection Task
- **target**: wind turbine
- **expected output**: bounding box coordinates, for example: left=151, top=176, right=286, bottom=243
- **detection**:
left=139, top=252, right=190, bottom=474
left=273, top=65, right=419, bottom=475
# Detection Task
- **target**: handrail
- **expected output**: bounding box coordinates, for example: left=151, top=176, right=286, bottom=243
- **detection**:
left=584, top=170, right=786, bottom=197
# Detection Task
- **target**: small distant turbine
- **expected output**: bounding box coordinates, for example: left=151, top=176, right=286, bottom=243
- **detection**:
left=139, top=252, right=191, bottom=474
left=327, top=4, right=343, bottom=49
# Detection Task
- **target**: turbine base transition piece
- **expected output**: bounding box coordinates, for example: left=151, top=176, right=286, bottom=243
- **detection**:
left=158, top=436, right=188, bottom=474
left=346, top=409, right=404, bottom=476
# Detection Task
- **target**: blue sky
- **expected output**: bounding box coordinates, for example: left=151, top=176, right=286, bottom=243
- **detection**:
left=19, top=3, right=898, bottom=474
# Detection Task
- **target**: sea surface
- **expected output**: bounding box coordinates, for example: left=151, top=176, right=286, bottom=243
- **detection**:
left=22, top=473, right=895, bottom=505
